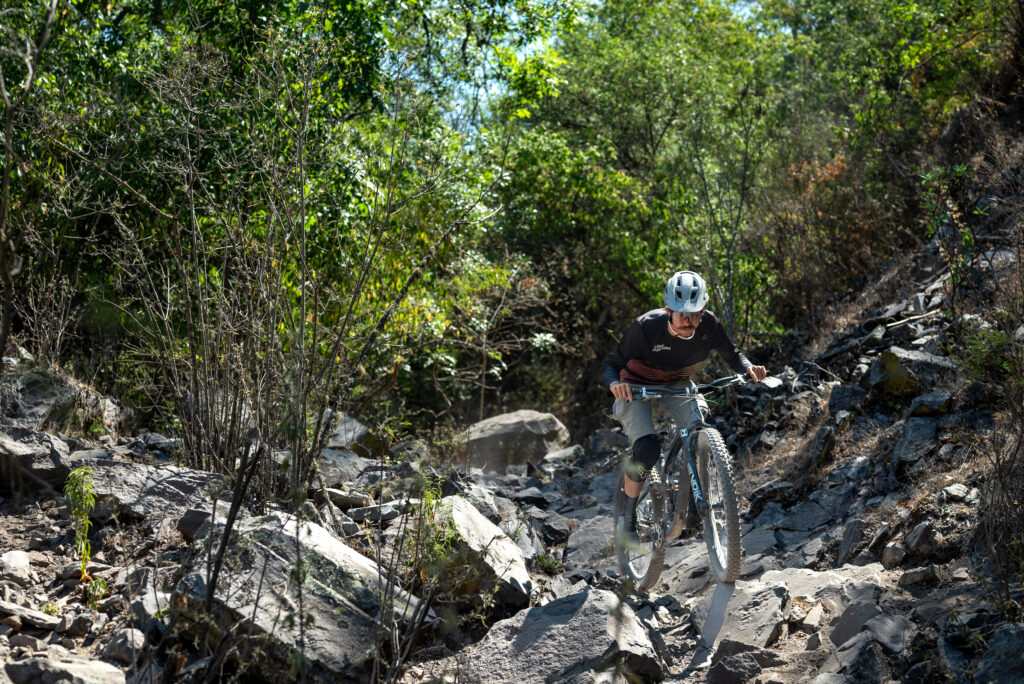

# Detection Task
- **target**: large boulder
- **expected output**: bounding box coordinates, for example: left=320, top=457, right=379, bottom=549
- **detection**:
left=175, top=511, right=427, bottom=683
left=460, top=588, right=664, bottom=682
left=693, top=581, right=789, bottom=650
left=0, top=429, right=70, bottom=492
left=760, top=566, right=884, bottom=614
left=326, top=411, right=384, bottom=457
left=70, top=459, right=226, bottom=525
left=828, top=385, right=868, bottom=414
left=461, top=410, right=569, bottom=472
left=5, top=655, right=126, bottom=684
left=562, top=516, right=613, bottom=569
left=39, top=385, right=133, bottom=437
left=974, top=623, right=1024, bottom=683
left=442, top=495, right=533, bottom=608
left=319, top=448, right=373, bottom=488
left=891, top=418, right=938, bottom=475
left=15, top=369, right=132, bottom=435
left=868, top=348, right=957, bottom=398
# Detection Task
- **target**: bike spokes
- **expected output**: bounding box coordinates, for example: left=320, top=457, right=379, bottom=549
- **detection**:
left=613, top=465, right=667, bottom=592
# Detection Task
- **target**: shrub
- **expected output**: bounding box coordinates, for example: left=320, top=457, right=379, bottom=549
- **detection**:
left=64, top=465, right=96, bottom=581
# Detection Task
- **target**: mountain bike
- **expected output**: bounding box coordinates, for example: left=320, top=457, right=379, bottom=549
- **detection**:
left=613, top=374, right=753, bottom=591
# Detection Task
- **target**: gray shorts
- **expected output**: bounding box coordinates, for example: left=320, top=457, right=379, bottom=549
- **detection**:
left=612, top=381, right=707, bottom=443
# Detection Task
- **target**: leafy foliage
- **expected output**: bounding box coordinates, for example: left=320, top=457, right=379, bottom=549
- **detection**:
left=64, top=466, right=96, bottom=581
left=2, top=0, right=1016, bottom=442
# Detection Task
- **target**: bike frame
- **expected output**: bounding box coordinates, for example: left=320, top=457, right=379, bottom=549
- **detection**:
left=633, top=374, right=749, bottom=534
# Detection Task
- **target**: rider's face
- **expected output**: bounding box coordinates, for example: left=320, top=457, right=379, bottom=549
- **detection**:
left=669, top=309, right=703, bottom=337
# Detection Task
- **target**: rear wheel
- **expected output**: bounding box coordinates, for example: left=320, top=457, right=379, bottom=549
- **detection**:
left=696, top=429, right=742, bottom=583
left=614, top=464, right=667, bottom=592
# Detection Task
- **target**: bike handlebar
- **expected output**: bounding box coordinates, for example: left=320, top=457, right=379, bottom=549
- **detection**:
left=628, top=374, right=756, bottom=400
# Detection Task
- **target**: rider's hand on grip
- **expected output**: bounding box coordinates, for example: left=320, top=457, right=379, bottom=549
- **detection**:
left=610, top=381, right=633, bottom=401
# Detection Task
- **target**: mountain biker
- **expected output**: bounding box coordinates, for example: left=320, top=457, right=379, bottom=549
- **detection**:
left=604, top=270, right=767, bottom=543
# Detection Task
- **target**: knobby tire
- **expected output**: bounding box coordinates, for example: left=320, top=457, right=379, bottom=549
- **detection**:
left=697, top=428, right=742, bottom=583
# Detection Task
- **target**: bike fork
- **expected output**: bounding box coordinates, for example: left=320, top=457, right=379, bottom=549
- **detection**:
left=681, top=428, right=709, bottom=516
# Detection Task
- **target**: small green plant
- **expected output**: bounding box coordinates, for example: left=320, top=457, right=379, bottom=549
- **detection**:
left=407, top=477, right=460, bottom=585
left=961, top=327, right=1017, bottom=385
left=84, top=577, right=107, bottom=610
left=87, top=417, right=106, bottom=437
left=64, top=465, right=96, bottom=580
left=536, top=553, right=565, bottom=575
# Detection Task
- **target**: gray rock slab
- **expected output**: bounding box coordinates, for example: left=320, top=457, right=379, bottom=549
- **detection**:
left=657, top=540, right=715, bottom=596
left=563, top=515, right=613, bottom=569
left=326, top=412, right=383, bottom=457
left=868, top=347, right=957, bottom=397
left=829, top=601, right=881, bottom=646
left=460, top=588, right=663, bottom=683
left=586, top=471, right=619, bottom=503
left=176, top=511, right=427, bottom=683
left=835, top=632, right=893, bottom=681
left=828, top=456, right=871, bottom=485
left=131, top=587, right=170, bottom=624
left=904, top=521, right=939, bottom=556
left=443, top=495, right=533, bottom=607
left=754, top=501, right=785, bottom=528
left=892, top=418, right=937, bottom=471
left=864, top=613, right=917, bottom=654
left=811, top=674, right=845, bottom=684
left=500, top=516, right=543, bottom=563
left=909, top=389, right=953, bottom=416
left=5, top=655, right=126, bottom=684
left=760, top=566, right=884, bottom=614
left=0, top=600, right=60, bottom=630
left=710, top=638, right=787, bottom=669
left=320, top=449, right=373, bottom=488
left=777, top=527, right=816, bottom=552
left=0, top=551, right=33, bottom=587
left=810, top=482, right=857, bottom=520
left=101, top=627, right=146, bottom=664
left=778, top=501, right=832, bottom=532
left=66, top=459, right=226, bottom=525
left=803, top=604, right=826, bottom=631
left=515, top=486, right=549, bottom=507
left=460, top=484, right=504, bottom=523
left=828, top=385, right=868, bottom=414
left=693, top=580, right=789, bottom=650
left=881, top=544, right=905, bottom=568
left=973, top=623, right=1024, bottom=684
left=743, top=527, right=779, bottom=557
left=740, top=553, right=783, bottom=579
left=786, top=536, right=825, bottom=569
left=61, top=610, right=107, bottom=638
left=0, top=430, right=70, bottom=490
left=55, top=561, right=112, bottom=581
left=899, top=565, right=939, bottom=586
left=707, top=652, right=761, bottom=684
left=461, top=409, right=569, bottom=472
left=836, top=519, right=865, bottom=567
left=939, top=483, right=969, bottom=503
left=347, top=502, right=401, bottom=523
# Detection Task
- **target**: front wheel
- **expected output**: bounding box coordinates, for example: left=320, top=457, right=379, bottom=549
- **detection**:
left=696, top=429, right=742, bottom=583
left=613, top=464, right=667, bottom=592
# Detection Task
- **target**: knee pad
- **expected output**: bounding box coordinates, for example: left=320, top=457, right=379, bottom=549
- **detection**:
left=630, top=434, right=660, bottom=471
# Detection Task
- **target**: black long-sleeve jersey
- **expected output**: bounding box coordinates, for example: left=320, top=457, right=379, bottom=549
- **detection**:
left=602, top=309, right=752, bottom=386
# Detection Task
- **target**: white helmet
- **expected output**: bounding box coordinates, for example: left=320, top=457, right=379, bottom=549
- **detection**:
left=663, top=270, right=709, bottom=312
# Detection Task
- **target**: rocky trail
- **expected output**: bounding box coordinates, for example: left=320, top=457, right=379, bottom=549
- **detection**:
left=0, top=224, right=1022, bottom=682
